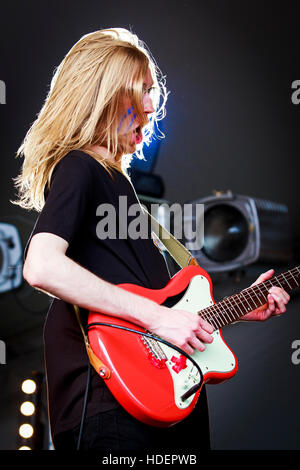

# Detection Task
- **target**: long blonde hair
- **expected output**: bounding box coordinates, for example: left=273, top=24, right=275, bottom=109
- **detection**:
left=13, top=28, right=168, bottom=212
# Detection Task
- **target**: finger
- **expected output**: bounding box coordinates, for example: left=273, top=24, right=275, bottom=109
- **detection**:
left=269, top=286, right=290, bottom=303
left=261, top=308, right=272, bottom=320
left=182, top=343, right=195, bottom=355
left=196, top=328, right=214, bottom=344
left=267, top=294, right=276, bottom=313
left=188, top=336, right=206, bottom=352
left=273, top=291, right=289, bottom=308
left=251, top=269, right=274, bottom=286
left=199, top=317, right=214, bottom=334
left=270, top=293, right=287, bottom=314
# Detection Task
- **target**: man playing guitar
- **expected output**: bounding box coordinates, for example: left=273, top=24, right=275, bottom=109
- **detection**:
left=15, top=28, right=290, bottom=451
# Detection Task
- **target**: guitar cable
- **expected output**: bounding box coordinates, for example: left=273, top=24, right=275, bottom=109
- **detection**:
left=76, top=321, right=204, bottom=450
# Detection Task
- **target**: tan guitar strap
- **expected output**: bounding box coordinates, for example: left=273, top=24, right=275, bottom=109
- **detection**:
left=73, top=304, right=111, bottom=376
left=74, top=203, right=197, bottom=374
left=141, top=206, right=199, bottom=269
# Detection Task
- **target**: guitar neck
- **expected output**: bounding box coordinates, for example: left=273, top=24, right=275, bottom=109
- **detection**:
left=199, top=266, right=300, bottom=330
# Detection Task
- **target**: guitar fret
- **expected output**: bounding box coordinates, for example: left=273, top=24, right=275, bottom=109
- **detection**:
left=223, top=297, right=240, bottom=322
left=240, top=290, right=255, bottom=312
left=200, top=308, right=212, bottom=326
left=220, top=305, right=234, bottom=324
left=201, top=307, right=219, bottom=330
left=231, top=295, right=244, bottom=316
left=264, top=280, right=272, bottom=290
left=218, top=303, right=232, bottom=326
left=196, top=265, right=300, bottom=329
left=255, top=284, right=268, bottom=304
left=272, top=277, right=283, bottom=289
left=218, top=305, right=232, bottom=327
left=241, top=289, right=259, bottom=311
left=199, top=307, right=213, bottom=325
left=200, top=303, right=229, bottom=329
left=249, top=286, right=260, bottom=307
left=211, top=317, right=220, bottom=330
left=210, top=306, right=224, bottom=328
left=281, top=273, right=292, bottom=290
left=216, top=301, right=234, bottom=324
left=289, top=270, right=299, bottom=287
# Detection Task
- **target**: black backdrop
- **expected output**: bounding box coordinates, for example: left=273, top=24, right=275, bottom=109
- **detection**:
left=0, top=0, right=299, bottom=452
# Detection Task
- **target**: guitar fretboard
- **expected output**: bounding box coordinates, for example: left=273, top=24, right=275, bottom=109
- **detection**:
left=198, top=266, right=300, bottom=330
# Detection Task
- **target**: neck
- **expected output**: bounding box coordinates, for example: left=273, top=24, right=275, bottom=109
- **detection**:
left=198, top=266, right=300, bottom=330
left=87, top=145, right=123, bottom=168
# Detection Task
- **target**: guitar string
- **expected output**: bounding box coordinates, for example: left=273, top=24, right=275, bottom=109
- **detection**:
left=198, top=269, right=299, bottom=328
left=199, top=284, right=289, bottom=329
left=198, top=269, right=298, bottom=326
left=195, top=268, right=300, bottom=329
left=202, top=267, right=300, bottom=312
left=204, top=268, right=300, bottom=309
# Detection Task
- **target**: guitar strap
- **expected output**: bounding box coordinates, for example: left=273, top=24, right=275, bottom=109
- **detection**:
left=73, top=304, right=110, bottom=376
left=141, top=206, right=199, bottom=269
left=74, top=201, right=198, bottom=374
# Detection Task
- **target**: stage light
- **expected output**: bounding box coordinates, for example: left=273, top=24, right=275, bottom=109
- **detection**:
left=18, top=446, right=32, bottom=450
left=20, top=401, right=35, bottom=416
left=0, top=222, right=23, bottom=293
left=21, top=379, right=36, bottom=395
left=179, top=191, right=293, bottom=273
left=202, top=204, right=249, bottom=262
left=17, top=372, right=45, bottom=450
left=19, top=423, right=34, bottom=439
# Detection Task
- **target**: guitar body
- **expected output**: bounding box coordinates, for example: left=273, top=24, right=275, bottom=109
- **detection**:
left=88, top=265, right=238, bottom=427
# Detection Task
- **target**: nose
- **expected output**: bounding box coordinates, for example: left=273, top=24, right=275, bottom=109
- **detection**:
left=143, top=94, right=155, bottom=114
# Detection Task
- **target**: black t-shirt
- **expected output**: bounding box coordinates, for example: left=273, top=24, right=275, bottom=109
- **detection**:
left=26, top=150, right=171, bottom=438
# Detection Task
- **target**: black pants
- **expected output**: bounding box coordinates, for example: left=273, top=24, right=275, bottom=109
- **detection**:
left=53, top=391, right=211, bottom=452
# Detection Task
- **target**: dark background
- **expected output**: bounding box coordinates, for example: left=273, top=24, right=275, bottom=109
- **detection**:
left=0, top=0, right=299, bottom=451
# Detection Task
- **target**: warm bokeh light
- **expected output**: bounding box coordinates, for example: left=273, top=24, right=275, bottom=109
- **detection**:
left=18, top=446, right=32, bottom=450
left=21, top=379, right=36, bottom=395
left=18, top=423, right=34, bottom=439
left=20, top=401, right=35, bottom=416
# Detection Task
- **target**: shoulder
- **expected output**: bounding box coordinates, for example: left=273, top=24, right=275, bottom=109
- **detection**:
left=51, top=150, right=115, bottom=184
left=55, top=150, right=98, bottom=175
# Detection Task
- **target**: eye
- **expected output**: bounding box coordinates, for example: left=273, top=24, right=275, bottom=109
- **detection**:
left=143, top=86, right=156, bottom=96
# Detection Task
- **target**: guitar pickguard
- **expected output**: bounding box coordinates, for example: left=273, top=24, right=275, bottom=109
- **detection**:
left=159, top=275, right=237, bottom=409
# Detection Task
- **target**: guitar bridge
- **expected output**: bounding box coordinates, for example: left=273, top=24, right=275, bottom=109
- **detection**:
left=141, top=334, right=167, bottom=369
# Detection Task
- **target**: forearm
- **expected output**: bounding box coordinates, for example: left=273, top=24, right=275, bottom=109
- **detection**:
left=24, top=252, right=162, bottom=330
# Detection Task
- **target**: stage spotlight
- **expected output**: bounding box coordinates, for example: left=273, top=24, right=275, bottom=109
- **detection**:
left=17, top=373, right=44, bottom=450
left=202, top=204, right=250, bottom=262
left=21, top=379, right=36, bottom=395
left=179, top=191, right=293, bottom=273
left=20, top=401, right=35, bottom=416
left=0, top=222, right=23, bottom=293
left=19, top=423, right=34, bottom=439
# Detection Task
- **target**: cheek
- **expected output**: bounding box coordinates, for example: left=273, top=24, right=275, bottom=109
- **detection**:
left=118, top=106, right=136, bottom=135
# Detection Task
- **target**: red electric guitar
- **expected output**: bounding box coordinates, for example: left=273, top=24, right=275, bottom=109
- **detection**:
left=87, top=264, right=300, bottom=428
